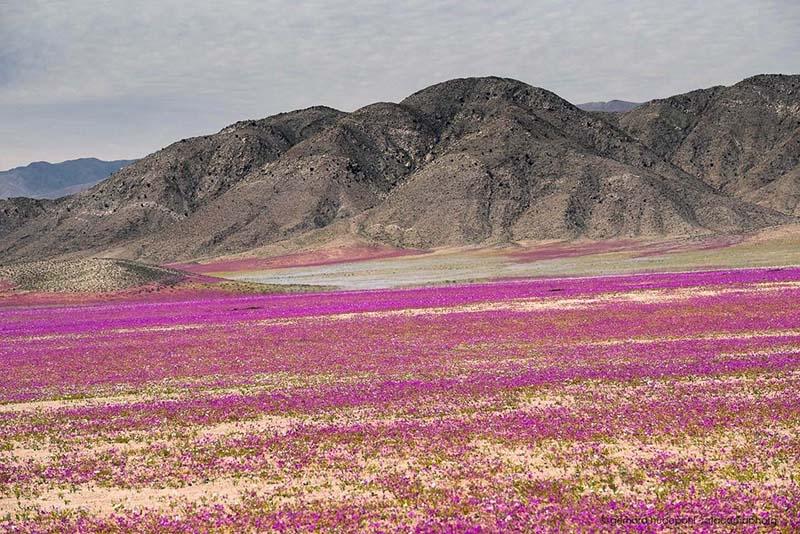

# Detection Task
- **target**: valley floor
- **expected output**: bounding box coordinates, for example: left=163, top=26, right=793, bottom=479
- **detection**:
left=190, top=225, right=800, bottom=291
left=1, top=265, right=799, bottom=531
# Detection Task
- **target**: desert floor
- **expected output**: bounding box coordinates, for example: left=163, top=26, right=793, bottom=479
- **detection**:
left=2, top=232, right=799, bottom=531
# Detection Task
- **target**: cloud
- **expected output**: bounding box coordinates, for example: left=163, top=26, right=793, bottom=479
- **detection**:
left=1, top=0, right=798, bottom=169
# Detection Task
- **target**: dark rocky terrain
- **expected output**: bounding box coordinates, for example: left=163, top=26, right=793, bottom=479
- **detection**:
left=0, top=158, right=136, bottom=199
left=0, top=107, right=344, bottom=261
left=0, top=198, right=54, bottom=240
left=0, top=75, right=797, bottom=264
left=618, top=74, right=800, bottom=216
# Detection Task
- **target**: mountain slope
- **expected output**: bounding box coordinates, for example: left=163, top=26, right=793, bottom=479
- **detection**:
left=0, top=258, right=183, bottom=292
left=619, top=74, right=800, bottom=215
left=0, top=198, right=56, bottom=240
left=359, top=78, right=783, bottom=247
left=0, top=107, right=345, bottom=260
left=0, top=76, right=794, bottom=264
left=129, top=102, right=437, bottom=259
left=0, top=158, right=136, bottom=199
left=128, top=77, right=786, bottom=259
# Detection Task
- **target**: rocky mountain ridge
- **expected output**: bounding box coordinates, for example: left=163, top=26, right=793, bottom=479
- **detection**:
left=0, top=74, right=796, bottom=264
left=618, top=74, right=800, bottom=216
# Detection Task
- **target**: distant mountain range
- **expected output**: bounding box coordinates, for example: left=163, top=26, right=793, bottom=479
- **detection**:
left=0, top=158, right=137, bottom=199
left=576, top=100, right=641, bottom=112
left=0, top=74, right=797, bottom=264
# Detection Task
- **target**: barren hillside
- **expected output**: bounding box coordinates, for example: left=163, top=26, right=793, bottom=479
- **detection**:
left=0, top=75, right=796, bottom=264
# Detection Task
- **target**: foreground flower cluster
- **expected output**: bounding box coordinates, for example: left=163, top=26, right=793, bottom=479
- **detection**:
left=1, top=268, right=799, bottom=532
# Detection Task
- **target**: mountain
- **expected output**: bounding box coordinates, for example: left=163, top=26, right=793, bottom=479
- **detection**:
left=0, top=107, right=345, bottom=261
left=617, top=74, right=800, bottom=216
left=0, top=75, right=795, bottom=264
left=576, top=100, right=641, bottom=112
left=0, top=158, right=137, bottom=199
left=357, top=78, right=780, bottom=248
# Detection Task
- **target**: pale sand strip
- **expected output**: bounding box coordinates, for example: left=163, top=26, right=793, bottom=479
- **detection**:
left=588, top=328, right=800, bottom=347
left=0, top=473, right=393, bottom=516
left=0, top=372, right=374, bottom=413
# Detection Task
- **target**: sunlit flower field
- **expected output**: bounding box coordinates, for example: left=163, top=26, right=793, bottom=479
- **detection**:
left=2, top=268, right=799, bottom=531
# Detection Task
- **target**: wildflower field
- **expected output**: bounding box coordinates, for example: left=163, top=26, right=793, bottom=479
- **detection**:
left=1, top=267, right=800, bottom=531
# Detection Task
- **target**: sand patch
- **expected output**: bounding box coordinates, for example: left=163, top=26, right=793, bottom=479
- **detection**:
left=0, top=463, right=395, bottom=517
left=589, top=327, right=800, bottom=347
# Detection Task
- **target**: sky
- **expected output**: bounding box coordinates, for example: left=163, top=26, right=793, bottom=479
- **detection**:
left=1, top=0, right=798, bottom=171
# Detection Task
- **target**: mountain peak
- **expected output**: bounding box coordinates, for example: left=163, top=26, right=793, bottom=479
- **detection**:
left=402, top=76, right=561, bottom=108
left=737, top=73, right=800, bottom=86
left=619, top=74, right=800, bottom=215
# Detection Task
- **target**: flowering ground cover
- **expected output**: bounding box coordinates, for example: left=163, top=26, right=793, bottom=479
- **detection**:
left=1, top=267, right=799, bottom=531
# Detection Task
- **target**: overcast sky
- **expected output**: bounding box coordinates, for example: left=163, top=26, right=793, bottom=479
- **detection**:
left=1, top=0, right=798, bottom=170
